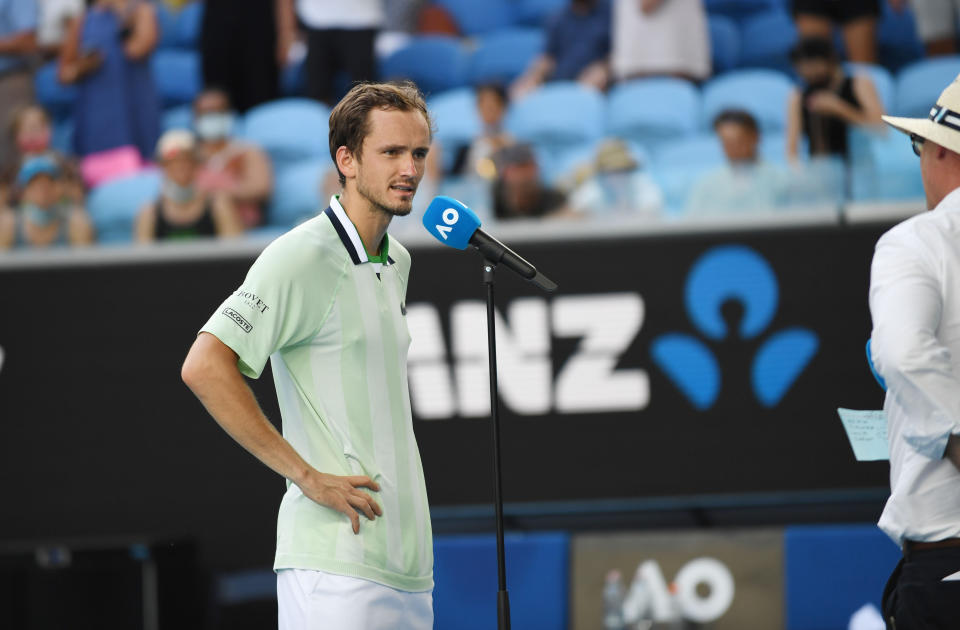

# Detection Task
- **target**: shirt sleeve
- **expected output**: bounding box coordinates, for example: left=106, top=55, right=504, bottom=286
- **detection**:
left=869, top=226, right=960, bottom=459
left=200, top=241, right=341, bottom=378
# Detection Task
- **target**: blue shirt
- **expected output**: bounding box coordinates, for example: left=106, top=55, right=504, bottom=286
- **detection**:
left=546, top=0, right=610, bottom=81
left=0, top=0, right=37, bottom=75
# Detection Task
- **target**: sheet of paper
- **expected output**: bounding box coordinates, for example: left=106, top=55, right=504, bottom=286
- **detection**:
left=837, top=408, right=889, bottom=461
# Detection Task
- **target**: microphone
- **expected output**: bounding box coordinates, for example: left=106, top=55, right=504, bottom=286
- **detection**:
left=422, top=196, right=557, bottom=292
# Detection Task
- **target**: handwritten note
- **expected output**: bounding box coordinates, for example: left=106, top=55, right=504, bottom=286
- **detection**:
left=837, top=408, right=889, bottom=461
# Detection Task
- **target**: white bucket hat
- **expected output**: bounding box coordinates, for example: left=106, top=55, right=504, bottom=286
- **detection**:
left=883, top=74, right=960, bottom=154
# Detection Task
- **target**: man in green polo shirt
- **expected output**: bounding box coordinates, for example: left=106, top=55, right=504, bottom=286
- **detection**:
left=181, top=81, right=434, bottom=629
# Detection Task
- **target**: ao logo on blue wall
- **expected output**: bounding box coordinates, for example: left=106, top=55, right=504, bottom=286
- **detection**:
left=650, top=245, right=819, bottom=410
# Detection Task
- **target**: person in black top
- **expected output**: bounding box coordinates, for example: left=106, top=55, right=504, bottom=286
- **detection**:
left=785, top=37, right=884, bottom=162
left=135, top=130, right=242, bottom=242
left=491, top=143, right=570, bottom=220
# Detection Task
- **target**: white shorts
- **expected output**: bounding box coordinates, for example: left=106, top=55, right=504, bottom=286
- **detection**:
left=277, top=568, right=434, bottom=630
left=910, top=0, right=960, bottom=42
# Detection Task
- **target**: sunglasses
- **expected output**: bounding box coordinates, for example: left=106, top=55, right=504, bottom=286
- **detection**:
left=911, top=133, right=925, bottom=157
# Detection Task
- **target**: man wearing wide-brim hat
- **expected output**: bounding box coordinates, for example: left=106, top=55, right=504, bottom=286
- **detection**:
left=869, top=75, right=960, bottom=628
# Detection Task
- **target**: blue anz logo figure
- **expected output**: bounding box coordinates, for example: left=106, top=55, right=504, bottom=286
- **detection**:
left=651, top=245, right=819, bottom=410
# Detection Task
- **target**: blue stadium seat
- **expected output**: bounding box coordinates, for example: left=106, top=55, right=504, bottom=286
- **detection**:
left=513, top=0, right=567, bottom=26
left=893, top=56, right=960, bottom=117
left=268, top=159, right=329, bottom=227
left=241, top=98, right=331, bottom=166
left=701, top=69, right=795, bottom=132
left=429, top=87, right=481, bottom=173
left=433, top=533, right=569, bottom=630
left=34, top=61, right=77, bottom=119
left=156, top=2, right=179, bottom=49
left=849, top=128, right=924, bottom=202
left=380, top=37, right=469, bottom=95
left=606, top=78, right=700, bottom=148
left=161, top=104, right=193, bottom=133
left=151, top=49, right=202, bottom=107
left=709, top=15, right=740, bottom=74
left=845, top=62, right=895, bottom=113
left=506, top=82, right=605, bottom=147
left=434, top=0, right=516, bottom=36
left=784, top=525, right=900, bottom=630
left=174, top=1, right=204, bottom=49
left=704, top=0, right=781, bottom=19
left=651, top=134, right=726, bottom=212
left=738, top=10, right=798, bottom=74
left=86, top=170, right=162, bottom=243
left=878, top=3, right=924, bottom=71
left=468, top=28, right=545, bottom=86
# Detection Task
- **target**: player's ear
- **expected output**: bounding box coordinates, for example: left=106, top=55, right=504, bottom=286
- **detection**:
left=336, top=145, right=357, bottom=181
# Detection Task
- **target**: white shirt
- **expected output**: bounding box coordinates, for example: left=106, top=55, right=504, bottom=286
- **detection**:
left=869, top=186, right=960, bottom=546
left=296, top=0, right=384, bottom=30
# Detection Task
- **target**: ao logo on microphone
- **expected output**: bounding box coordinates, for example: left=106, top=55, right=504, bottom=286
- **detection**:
left=434, top=207, right=459, bottom=241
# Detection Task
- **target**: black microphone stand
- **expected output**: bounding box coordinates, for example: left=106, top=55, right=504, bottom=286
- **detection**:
left=483, top=259, right=511, bottom=630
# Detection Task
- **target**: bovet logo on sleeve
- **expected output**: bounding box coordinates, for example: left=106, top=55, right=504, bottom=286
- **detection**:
left=223, top=308, right=253, bottom=333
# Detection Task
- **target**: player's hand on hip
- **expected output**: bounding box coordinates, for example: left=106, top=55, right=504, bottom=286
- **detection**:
left=298, top=472, right=382, bottom=534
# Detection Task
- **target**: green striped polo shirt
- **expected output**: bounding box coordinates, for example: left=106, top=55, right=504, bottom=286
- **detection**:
left=201, top=196, right=433, bottom=592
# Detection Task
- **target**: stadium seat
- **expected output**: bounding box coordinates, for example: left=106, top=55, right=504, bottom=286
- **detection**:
left=241, top=99, right=331, bottom=166
left=506, top=82, right=605, bottom=148
left=34, top=61, right=77, bottom=119
left=380, top=36, right=469, bottom=95
left=893, top=56, right=960, bottom=117
left=513, top=0, right=567, bottom=26
left=468, top=28, right=545, bottom=86
left=701, top=69, right=795, bottom=132
left=151, top=49, right=202, bottom=107
left=606, top=78, right=700, bottom=148
left=708, top=15, right=740, bottom=74
left=434, top=0, right=515, bottom=36
left=845, top=62, right=895, bottom=113
left=429, top=87, right=482, bottom=173
left=849, top=127, right=924, bottom=202
left=877, top=3, right=924, bottom=71
left=174, top=1, right=204, bottom=49
left=268, top=159, right=329, bottom=227
left=161, top=104, right=193, bottom=133
left=86, top=170, right=161, bottom=243
left=738, top=9, right=798, bottom=74
left=704, top=0, right=780, bottom=19
left=433, top=533, right=569, bottom=630
left=156, top=2, right=179, bottom=49
left=651, top=134, right=726, bottom=212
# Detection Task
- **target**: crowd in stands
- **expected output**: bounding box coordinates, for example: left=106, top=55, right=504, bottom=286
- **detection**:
left=0, top=0, right=954, bottom=251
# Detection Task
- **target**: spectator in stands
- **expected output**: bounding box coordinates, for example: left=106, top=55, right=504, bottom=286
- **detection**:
left=569, top=139, right=663, bottom=215
left=449, top=83, right=513, bottom=179
left=786, top=37, right=884, bottom=161
left=0, top=155, right=93, bottom=249
left=792, top=0, right=879, bottom=63
left=0, top=0, right=38, bottom=171
left=193, top=88, right=273, bottom=228
left=201, top=0, right=295, bottom=112
left=491, top=143, right=570, bottom=220
left=8, top=103, right=83, bottom=205
left=890, top=0, right=960, bottom=56
left=37, top=0, right=83, bottom=57
left=284, top=0, right=382, bottom=106
left=687, top=110, right=787, bottom=214
left=610, top=0, right=710, bottom=83
left=510, top=0, right=611, bottom=100
left=59, top=0, right=161, bottom=174
left=135, top=129, right=241, bottom=242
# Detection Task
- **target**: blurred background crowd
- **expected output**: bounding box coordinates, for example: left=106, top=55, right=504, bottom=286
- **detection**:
left=0, top=0, right=952, bottom=250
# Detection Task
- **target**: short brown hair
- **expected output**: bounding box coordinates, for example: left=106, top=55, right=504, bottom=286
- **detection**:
left=328, top=81, right=434, bottom=185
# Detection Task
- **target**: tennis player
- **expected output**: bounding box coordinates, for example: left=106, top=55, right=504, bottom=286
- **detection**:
left=181, top=81, right=434, bottom=629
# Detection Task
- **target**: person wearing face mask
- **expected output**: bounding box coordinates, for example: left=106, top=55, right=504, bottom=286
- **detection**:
left=0, top=155, right=94, bottom=249
left=785, top=37, right=885, bottom=162
left=8, top=104, right=84, bottom=204
left=569, top=138, right=663, bottom=216
left=193, top=88, right=273, bottom=229
left=134, top=130, right=242, bottom=243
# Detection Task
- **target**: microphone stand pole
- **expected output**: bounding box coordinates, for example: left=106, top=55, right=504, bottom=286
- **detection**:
left=483, top=259, right=510, bottom=630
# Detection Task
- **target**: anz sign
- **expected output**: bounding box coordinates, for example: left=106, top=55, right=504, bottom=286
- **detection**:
left=406, top=245, right=819, bottom=419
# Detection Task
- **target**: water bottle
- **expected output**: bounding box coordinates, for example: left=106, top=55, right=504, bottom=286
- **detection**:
left=603, top=569, right=626, bottom=630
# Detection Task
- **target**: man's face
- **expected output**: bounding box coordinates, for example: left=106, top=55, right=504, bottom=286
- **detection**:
left=501, top=162, right=541, bottom=215
left=919, top=137, right=949, bottom=210
left=194, top=91, right=229, bottom=117
left=716, top=122, right=759, bottom=164
left=353, top=108, right=431, bottom=217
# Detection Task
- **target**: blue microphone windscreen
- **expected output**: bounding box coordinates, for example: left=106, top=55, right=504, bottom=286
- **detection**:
left=422, top=196, right=481, bottom=250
